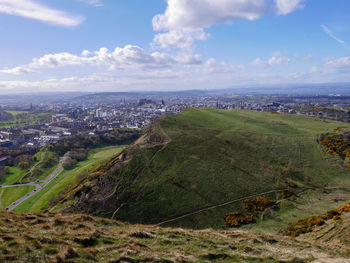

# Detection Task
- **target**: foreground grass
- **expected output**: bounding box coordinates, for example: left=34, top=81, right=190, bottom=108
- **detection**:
left=14, top=145, right=126, bottom=213
left=0, top=211, right=349, bottom=263
left=0, top=186, right=35, bottom=210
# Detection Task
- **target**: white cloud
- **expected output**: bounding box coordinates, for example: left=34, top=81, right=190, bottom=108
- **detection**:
left=153, top=29, right=210, bottom=50
left=0, top=72, right=194, bottom=93
left=81, top=50, right=91, bottom=57
left=0, top=0, right=84, bottom=27
left=128, top=70, right=189, bottom=80
left=274, top=0, right=304, bottom=15
left=76, top=0, right=103, bottom=7
left=302, top=54, right=313, bottom=61
left=152, top=0, right=268, bottom=32
left=0, top=45, right=203, bottom=74
left=321, top=24, right=349, bottom=49
left=287, top=56, right=350, bottom=82
left=152, top=0, right=305, bottom=49
left=251, top=55, right=290, bottom=67
left=323, top=56, right=350, bottom=74
left=251, top=58, right=267, bottom=67
left=201, top=58, right=244, bottom=74
left=3, top=56, right=350, bottom=94
left=1, top=67, right=36, bottom=75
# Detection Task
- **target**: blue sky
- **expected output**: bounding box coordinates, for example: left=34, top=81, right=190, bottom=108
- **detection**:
left=0, top=0, right=349, bottom=93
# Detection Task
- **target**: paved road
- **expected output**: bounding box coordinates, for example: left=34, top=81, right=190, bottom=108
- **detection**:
left=2, top=159, right=64, bottom=211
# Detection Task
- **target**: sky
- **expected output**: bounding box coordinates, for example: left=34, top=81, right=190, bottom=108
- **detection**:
left=0, top=0, right=349, bottom=94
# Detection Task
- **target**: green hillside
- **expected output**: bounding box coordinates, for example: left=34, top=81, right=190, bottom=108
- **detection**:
left=65, top=109, right=350, bottom=230
left=0, top=186, right=35, bottom=210
left=14, top=145, right=126, bottom=213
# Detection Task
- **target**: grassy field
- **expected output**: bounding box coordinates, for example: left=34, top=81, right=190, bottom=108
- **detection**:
left=69, top=108, right=350, bottom=230
left=0, top=111, right=51, bottom=128
left=0, top=167, right=25, bottom=185
left=5, top=110, right=28, bottom=116
left=0, top=185, right=35, bottom=209
left=14, top=145, right=126, bottom=213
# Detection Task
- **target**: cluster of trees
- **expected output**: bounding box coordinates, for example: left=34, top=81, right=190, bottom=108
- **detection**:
left=51, top=129, right=141, bottom=156
left=0, top=129, right=141, bottom=183
left=0, top=111, right=14, bottom=121
left=62, top=149, right=88, bottom=169
left=13, top=155, right=33, bottom=169
left=0, top=111, right=35, bottom=122
left=0, top=165, right=10, bottom=183
left=53, top=129, right=140, bottom=169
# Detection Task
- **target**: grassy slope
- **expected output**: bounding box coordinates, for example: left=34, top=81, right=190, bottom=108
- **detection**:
left=0, top=167, right=25, bottom=185
left=73, top=108, right=350, bottom=230
left=0, top=186, right=35, bottom=209
left=0, top=211, right=349, bottom=263
left=14, top=145, right=125, bottom=213
left=21, top=150, right=59, bottom=183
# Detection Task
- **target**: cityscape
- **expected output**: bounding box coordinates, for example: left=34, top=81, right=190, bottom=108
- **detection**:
left=1, top=92, right=350, bottom=158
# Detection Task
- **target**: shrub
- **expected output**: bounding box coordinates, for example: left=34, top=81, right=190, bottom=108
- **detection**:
left=225, top=212, right=253, bottom=227
left=279, top=190, right=294, bottom=199
left=243, top=197, right=274, bottom=213
left=286, top=202, right=350, bottom=237
left=62, top=157, right=77, bottom=169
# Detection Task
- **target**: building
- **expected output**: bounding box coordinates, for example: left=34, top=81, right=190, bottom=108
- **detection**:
left=95, top=109, right=103, bottom=118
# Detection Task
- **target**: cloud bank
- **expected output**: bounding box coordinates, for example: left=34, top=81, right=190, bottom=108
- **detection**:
left=152, top=0, right=304, bottom=49
left=0, top=0, right=83, bottom=26
left=1, top=45, right=203, bottom=74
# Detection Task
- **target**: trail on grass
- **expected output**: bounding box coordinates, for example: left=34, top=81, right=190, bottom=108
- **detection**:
left=155, top=189, right=290, bottom=226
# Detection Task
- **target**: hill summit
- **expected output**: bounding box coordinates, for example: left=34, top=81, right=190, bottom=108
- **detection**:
left=59, top=109, right=350, bottom=231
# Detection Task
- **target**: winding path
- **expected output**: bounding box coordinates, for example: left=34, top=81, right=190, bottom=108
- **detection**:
left=0, top=158, right=64, bottom=211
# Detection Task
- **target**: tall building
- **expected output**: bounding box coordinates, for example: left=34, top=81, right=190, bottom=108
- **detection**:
left=95, top=109, right=103, bottom=118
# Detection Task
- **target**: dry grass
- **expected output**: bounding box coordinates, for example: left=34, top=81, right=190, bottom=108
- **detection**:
left=0, top=211, right=349, bottom=262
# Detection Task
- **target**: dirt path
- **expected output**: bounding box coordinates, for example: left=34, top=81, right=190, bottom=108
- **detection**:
left=155, top=189, right=285, bottom=226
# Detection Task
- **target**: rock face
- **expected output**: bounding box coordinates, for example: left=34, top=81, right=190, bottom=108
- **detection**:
left=1, top=211, right=350, bottom=263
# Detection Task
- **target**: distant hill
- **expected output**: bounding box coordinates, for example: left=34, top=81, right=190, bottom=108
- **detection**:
left=1, top=211, right=349, bottom=262
left=62, top=109, right=350, bottom=230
